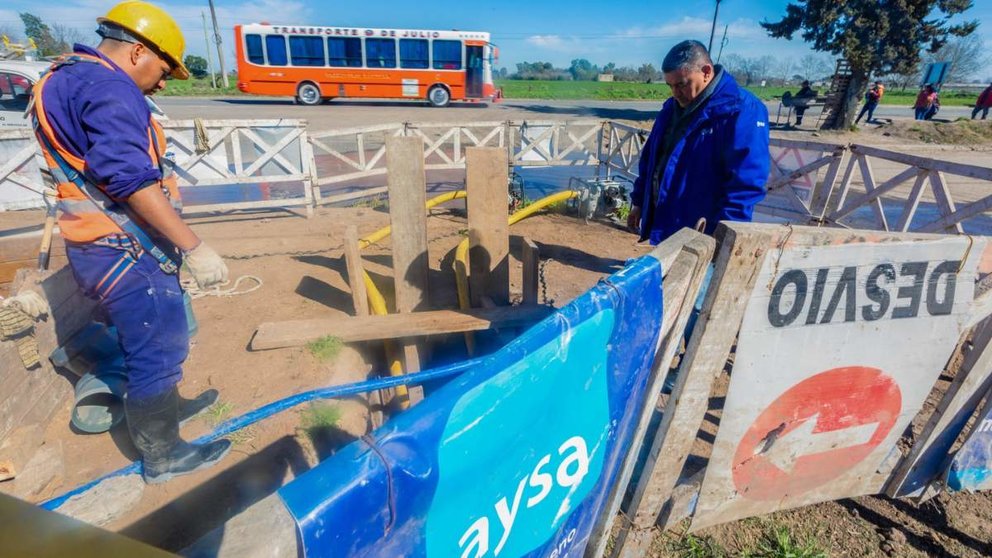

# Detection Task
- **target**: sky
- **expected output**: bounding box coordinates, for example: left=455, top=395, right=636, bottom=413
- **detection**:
left=1, top=0, right=990, bottom=80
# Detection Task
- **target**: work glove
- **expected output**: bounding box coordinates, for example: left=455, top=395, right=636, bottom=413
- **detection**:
left=1, top=291, right=49, bottom=319
left=183, top=242, right=229, bottom=289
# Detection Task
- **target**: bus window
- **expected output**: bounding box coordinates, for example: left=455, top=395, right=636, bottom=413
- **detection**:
left=399, top=39, right=428, bottom=69
left=365, top=38, right=396, bottom=69
left=265, top=35, right=288, bottom=66
left=246, top=34, right=265, bottom=65
left=328, top=37, right=362, bottom=67
left=290, top=36, right=325, bottom=66
left=433, top=40, right=461, bottom=70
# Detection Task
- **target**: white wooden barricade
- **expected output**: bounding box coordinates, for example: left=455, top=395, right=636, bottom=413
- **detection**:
left=0, top=129, right=47, bottom=211
left=160, top=119, right=314, bottom=216
left=0, top=120, right=316, bottom=216
left=609, top=222, right=992, bottom=557
left=821, top=144, right=992, bottom=234
left=307, top=120, right=603, bottom=206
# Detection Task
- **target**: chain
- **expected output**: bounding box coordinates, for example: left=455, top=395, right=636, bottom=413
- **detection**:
left=225, top=247, right=342, bottom=260
left=539, top=258, right=555, bottom=306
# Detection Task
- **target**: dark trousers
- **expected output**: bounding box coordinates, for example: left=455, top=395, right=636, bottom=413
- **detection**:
left=856, top=101, right=878, bottom=123
left=973, top=106, right=990, bottom=120
left=67, top=242, right=188, bottom=401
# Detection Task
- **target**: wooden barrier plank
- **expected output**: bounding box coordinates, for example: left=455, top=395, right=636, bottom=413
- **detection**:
left=592, top=231, right=715, bottom=558
left=521, top=237, right=539, bottom=305
left=251, top=306, right=553, bottom=350
left=851, top=144, right=992, bottom=182
left=386, top=136, right=430, bottom=404
left=466, top=147, right=510, bottom=306
left=343, top=226, right=369, bottom=317
left=884, top=314, right=992, bottom=498
left=612, top=224, right=770, bottom=558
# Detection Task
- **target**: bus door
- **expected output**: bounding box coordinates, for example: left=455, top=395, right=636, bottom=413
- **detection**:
left=466, top=45, right=484, bottom=98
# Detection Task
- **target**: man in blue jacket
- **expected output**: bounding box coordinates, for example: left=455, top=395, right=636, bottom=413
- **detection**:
left=627, top=41, right=770, bottom=244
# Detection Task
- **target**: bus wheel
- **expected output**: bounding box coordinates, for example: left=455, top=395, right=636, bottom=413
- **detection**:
left=427, top=85, right=450, bottom=108
left=297, top=82, right=322, bottom=106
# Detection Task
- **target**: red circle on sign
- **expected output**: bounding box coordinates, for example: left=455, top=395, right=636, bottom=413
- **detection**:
left=732, top=366, right=901, bottom=501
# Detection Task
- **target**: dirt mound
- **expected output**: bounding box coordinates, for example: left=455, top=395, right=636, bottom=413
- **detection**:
left=877, top=119, right=992, bottom=145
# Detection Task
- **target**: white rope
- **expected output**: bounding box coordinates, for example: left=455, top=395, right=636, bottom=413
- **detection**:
left=182, top=275, right=264, bottom=300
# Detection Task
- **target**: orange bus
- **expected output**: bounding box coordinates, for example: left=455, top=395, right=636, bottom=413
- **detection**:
left=233, top=23, right=500, bottom=107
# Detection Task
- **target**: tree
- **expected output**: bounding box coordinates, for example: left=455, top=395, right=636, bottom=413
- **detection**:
left=19, top=13, right=60, bottom=56
left=51, top=23, right=90, bottom=51
left=799, top=54, right=832, bottom=82
left=603, top=62, right=616, bottom=74
left=922, top=34, right=990, bottom=83
left=568, top=59, right=599, bottom=81
left=762, top=0, right=977, bottom=129
left=636, top=63, right=658, bottom=83
left=184, top=55, right=209, bottom=79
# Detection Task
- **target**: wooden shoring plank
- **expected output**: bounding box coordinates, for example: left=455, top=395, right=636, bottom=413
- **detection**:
left=857, top=154, right=890, bottom=231
left=521, top=237, right=540, bottom=305
left=386, top=135, right=430, bottom=404
left=466, top=147, right=510, bottom=306
left=251, top=305, right=554, bottom=350
left=894, top=171, right=929, bottom=232
left=611, top=224, right=772, bottom=558
left=924, top=170, right=965, bottom=234
left=592, top=231, right=715, bottom=558
left=810, top=149, right=846, bottom=221
left=344, top=226, right=369, bottom=317
left=828, top=166, right=918, bottom=222
left=884, top=313, right=992, bottom=498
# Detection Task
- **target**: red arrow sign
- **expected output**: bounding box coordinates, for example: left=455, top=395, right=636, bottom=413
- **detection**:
left=732, top=366, right=901, bottom=501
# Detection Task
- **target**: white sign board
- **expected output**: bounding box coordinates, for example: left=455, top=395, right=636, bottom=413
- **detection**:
left=692, top=237, right=980, bottom=529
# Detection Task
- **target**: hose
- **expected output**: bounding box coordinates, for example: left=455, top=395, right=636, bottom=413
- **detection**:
left=40, top=358, right=479, bottom=512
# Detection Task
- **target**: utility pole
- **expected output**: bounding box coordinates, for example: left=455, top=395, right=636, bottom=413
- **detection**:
left=717, top=24, right=729, bottom=64
left=707, top=0, right=723, bottom=53
left=208, top=0, right=228, bottom=88
left=201, top=11, right=217, bottom=88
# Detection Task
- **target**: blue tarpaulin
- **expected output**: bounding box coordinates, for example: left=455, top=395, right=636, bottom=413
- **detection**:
left=947, top=397, right=992, bottom=492
left=278, top=254, right=665, bottom=558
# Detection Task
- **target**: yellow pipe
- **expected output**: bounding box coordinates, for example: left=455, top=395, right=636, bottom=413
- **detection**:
left=453, top=190, right=579, bottom=353
left=358, top=190, right=467, bottom=250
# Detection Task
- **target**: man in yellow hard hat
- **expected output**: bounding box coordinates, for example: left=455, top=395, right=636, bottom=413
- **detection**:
left=30, top=1, right=231, bottom=484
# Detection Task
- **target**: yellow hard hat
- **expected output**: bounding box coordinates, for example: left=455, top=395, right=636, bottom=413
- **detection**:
left=97, top=1, right=189, bottom=80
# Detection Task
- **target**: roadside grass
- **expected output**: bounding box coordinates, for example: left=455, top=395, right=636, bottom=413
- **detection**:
left=744, top=525, right=827, bottom=558
left=160, top=76, right=242, bottom=96
left=298, top=402, right=343, bottom=447
left=157, top=76, right=979, bottom=107
left=307, top=335, right=344, bottom=362
left=496, top=80, right=979, bottom=106
left=203, top=400, right=234, bottom=427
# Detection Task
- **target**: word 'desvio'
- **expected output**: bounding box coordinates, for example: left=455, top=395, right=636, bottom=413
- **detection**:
left=768, top=260, right=960, bottom=327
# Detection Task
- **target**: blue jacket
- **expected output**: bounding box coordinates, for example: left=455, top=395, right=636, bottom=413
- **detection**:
left=631, top=71, right=770, bottom=244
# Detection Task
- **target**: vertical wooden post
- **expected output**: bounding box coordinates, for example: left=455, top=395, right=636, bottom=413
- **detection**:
left=386, top=136, right=429, bottom=404
left=466, top=147, right=510, bottom=306
left=344, top=226, right=369, bottom=317
left=521, top=237, right=540, bottom=305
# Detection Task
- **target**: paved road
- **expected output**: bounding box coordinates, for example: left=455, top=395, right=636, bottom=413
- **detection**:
left=156, top=96, right=975, bottom=131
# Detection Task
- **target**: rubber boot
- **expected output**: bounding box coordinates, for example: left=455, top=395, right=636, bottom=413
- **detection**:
left=125, top=387, right=231, bottom=485
left=178, top=389, right=219, bottom=426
